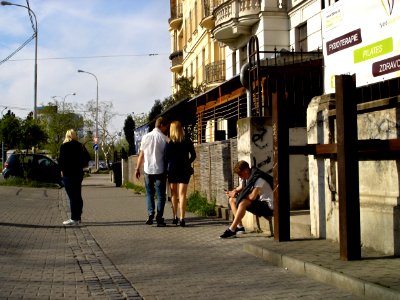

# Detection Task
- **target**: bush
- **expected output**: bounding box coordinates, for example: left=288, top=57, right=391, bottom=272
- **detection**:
left=0, top=177, right=60, bottom=188
left=187, top=191, right=216, bottom=217
left=122, top=182, right=145, bottom=194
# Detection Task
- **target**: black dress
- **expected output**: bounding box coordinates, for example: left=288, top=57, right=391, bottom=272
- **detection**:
left=166, top=138, right=196, bottom=184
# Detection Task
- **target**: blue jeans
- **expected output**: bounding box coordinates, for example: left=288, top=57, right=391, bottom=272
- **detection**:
left=62, top=175, right=83, bottom=221
left=144, top=172, right=167, bottom=220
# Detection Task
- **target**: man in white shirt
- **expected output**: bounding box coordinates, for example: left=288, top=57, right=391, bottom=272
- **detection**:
left=135, top=117, right=169, bottom=227
left=220, top=160, right=273, bottom=238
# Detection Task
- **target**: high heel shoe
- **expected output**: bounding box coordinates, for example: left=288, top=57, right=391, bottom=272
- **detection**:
left=179, top=219, right=185, bottom=227
left=172, top=217, right=179, bottom=225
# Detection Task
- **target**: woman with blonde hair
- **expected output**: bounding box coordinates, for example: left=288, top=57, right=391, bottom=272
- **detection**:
left=165, top=121, right=196, bottom=226
left=59, top=129, right=87, bottom=225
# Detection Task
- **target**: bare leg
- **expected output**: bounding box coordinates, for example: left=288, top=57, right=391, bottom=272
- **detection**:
left=228, top=197, right=243, bottom=228
left=229, top=199, right=250, bottom=231
left=170, top=183, right=178, bottom=218
left=178, top=183, right=188, bottom=219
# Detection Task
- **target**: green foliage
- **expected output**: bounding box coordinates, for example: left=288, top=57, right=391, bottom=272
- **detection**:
left=187, top=191, right=216, bottom=217
left=0, top=177, right=60, bottom=188
left=123, top=115, right=136, bottom=156
left=21, top=116, right=48, bottom=151
left=122, top=181, right=145, bottom=194
left=0, top=112, right=47, bottom=152
left=0, top=112, right=22, bottom=150
left=148, top=100, right=163, bottom=127
left=173, top=76, right=205, bottom=103
left=39, top=107, right=84, bottom=158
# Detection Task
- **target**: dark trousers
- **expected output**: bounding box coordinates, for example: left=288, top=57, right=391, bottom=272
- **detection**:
left=63, top=175, right=83, bottom=221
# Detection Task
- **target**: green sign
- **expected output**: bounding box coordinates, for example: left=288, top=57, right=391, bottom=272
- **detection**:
left=353, top=37, right=393, bottom=63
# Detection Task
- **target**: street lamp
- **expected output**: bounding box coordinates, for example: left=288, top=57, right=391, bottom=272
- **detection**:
left=1, top=1, right=38, bottom=120
left=77, top=69, right=99, bottom=171
left=52, top=93, right=76, bottom=112
left=1, top=107, right=7, bottom=168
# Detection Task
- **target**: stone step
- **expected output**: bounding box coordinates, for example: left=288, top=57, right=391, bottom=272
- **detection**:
left=217, top=206, right=312, bottom=238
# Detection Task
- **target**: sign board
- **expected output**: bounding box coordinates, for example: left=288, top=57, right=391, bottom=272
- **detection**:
left=322, top=0, right=400, bottom=94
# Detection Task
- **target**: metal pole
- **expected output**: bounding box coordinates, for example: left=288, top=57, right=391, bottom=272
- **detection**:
left=1, top=107, right=7, bottom=168
left=78, top=70, right=99, bottom=171
left=62, top=93, right=76, bottom=112
left=1, top=1, right=38, bottom=120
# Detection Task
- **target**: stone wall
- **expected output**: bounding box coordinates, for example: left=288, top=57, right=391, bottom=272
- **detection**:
left=307, top=95, right=400, bottom=255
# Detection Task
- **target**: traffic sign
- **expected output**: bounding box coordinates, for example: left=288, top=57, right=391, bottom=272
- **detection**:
left=93, top=144, right=98, bottom=151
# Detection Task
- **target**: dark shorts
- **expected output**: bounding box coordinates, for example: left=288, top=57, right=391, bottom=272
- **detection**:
left=168, top=170, right=191, bottom=184
left=236, top=198, right=273, bottom=218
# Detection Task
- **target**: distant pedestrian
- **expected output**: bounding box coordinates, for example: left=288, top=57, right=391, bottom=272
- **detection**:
left=166, top=120, right=196, bottom=227
left=220, top=160, right=273, bottom=238
left=135, top=117, right=169, bottom=227
left=59, top=129, right=88, bottom=226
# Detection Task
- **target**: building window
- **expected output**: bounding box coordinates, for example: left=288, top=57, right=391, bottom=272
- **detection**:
left=194, top=1, right=198, bottom=29
left=296, top=23, right=307, bottom=51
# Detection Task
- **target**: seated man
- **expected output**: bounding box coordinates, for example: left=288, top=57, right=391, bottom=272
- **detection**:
left=220, top=160, right=273, bottom=239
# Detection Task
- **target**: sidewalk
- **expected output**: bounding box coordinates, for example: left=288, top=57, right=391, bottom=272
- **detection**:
left=0, top=174, right=398, bottom=299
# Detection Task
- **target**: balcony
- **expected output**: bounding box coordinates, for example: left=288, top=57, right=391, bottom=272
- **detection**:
left=212, top=0, right=261, bottom=49
left=200, top=0, right=215, bottom=30
left=204, top=60, right=225, bottom=85
left=169, top=3, right=183, bottom=31
left=169, top=51, right=183, bottom=73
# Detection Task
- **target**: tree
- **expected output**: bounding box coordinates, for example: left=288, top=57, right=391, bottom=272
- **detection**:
left=0, top=111, right=21, bottom=151
left=123, top=115, right=136, bottom=156
left=173, top=76, right=204, bottom=103
left=148, top=99, right=163, bottom=129
left=39, top=102, right=84, bottom=158
left=20, top=115, right=48, bottom=151
left=83, top=100, right=116, bottom=161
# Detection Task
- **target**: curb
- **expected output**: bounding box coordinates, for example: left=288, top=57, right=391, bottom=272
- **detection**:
left=244, top=243, right=400, bottom=300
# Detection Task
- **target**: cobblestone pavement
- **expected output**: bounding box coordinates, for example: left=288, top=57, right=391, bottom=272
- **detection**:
left=0, top=174, right=373, bottom=299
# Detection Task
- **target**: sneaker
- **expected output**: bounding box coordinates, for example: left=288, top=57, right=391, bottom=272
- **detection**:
left=236, top=226, right=245, bottom=234
left=145, top=215, right=154, bottom=225
left=220, top=228, right=236, bottom=239
left=62, top=219, right=79, bottom=226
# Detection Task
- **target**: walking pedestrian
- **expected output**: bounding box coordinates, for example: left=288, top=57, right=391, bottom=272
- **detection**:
left=59, top=129, right=88, bottom=226
left=135, top=117, right=169, bottom=227
left=166, top=120, right=196, bottom=227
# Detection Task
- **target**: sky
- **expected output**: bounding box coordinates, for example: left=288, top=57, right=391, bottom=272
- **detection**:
left=0, top=0, right=171, bottom=133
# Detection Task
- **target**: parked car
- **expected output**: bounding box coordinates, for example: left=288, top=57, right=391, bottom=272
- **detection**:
left=84, top=160, right=96, bottom=173
left=2, top=153, right=63, bottom=186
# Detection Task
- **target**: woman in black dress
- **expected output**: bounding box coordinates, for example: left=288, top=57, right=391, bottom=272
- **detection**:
left=59, top=129, right=86, bottom=225
left=166, top=121, right=196, bottom=227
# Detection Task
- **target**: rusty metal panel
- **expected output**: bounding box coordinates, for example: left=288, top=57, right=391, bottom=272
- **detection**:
left=335, top=75, right=361, bottom=261
left=272, top=78, right=290, bottom=241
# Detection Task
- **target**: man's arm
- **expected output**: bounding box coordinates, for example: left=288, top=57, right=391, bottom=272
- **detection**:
left=225, top=185, right=243, bottom=198
left=246, top=187, right=261, bottom=201
left=135, top=151, right=144, bottom=179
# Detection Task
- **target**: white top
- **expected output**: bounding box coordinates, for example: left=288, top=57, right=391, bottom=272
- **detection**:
left=254, top=177, right=274, bottom=209
left=139, top=128, right=168, bottom=174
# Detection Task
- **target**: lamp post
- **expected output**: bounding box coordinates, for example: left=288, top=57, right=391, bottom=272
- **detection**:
left=52, top=93, right=76, bottom=112
left=1, top=1, right=38, bottom=120
left=77, top=69, right=99, bottom=171
left=1, top=107, right=7, bottom=168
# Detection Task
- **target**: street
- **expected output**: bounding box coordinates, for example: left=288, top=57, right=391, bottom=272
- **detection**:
left=0, top=174, right=363, bottom=299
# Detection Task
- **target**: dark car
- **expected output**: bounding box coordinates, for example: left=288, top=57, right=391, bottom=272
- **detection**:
left=2, top=153, right=63, bottom=186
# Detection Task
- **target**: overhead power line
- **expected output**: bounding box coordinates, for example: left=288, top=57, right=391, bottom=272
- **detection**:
left=2, top=53, right=169, bottom=62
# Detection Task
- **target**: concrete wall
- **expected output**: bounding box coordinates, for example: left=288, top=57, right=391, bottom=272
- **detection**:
left=237, top=117, right=310, bottom=230
left=307, top=95, right=400, bottom=255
